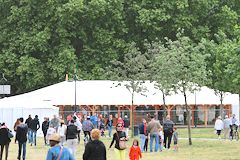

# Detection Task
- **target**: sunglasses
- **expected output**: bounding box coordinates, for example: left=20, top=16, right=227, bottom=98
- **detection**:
left=117, top=126, right=122, bottom=127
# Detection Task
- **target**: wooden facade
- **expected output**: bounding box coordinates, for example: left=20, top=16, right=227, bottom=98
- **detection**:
left=57, top=104, right=232, bottom=127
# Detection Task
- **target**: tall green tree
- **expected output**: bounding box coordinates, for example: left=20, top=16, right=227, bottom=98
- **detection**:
left=154, top=33, right=208, bottom=145
left=202, top=32, right=236, bottom=118
left=226, top=27, right=240, bottom=118
left=0, top=0, right=126, bottom=94
left=146, top=40, right=177, bottom=119
left=107, top=42, right=148, bottom=138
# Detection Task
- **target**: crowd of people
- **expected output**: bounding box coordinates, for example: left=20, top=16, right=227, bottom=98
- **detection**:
left=0, top=112, right=238, bottom=160
left=214, top=114, right=239, bottom=140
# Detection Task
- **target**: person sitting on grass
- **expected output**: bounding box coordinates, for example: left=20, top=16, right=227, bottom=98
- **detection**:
left=46, top=133, right=75, bottom=160
left=129, top=139, right=142, bottom=160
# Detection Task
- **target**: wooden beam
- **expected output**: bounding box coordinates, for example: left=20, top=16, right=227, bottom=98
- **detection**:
left=191, top=105, right=194, bottom=126
left=117, top=105, right=121, bottom=118
left=204, top=105, right=208, bottom=127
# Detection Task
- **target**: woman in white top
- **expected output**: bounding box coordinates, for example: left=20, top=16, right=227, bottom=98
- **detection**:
left=57, top=120, right=67, bottom=146
left=46, top=125, right=56, bottom=145
left=214, top=116, right=224, bottom=140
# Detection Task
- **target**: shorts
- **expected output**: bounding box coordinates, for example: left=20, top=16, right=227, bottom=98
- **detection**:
left=216, top=130, right=221, bottom=136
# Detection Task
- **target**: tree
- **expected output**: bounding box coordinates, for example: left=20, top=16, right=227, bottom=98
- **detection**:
left=107, top=42, right=148, bottom=138
left=202, top=32, right=236, bottom=118
left=226, top=27, right=240, bottom=118
left=154, top=33, right=208, bottom=145
left=146, top=40, right=177, bottom=120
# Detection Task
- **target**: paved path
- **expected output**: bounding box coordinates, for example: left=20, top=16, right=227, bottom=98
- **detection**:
left=179, top=137, right=230, bottom=141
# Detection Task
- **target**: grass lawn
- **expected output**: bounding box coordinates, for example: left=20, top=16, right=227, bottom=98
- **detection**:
left=7, top=128, right=240, bottom=160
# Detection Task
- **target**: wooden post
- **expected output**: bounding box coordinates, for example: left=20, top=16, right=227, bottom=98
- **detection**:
left=92, top=105, right=96, bottom=115
left=155, top=105, right=158, bottom=119
left=204, top=105, right=208, bottom=127
left=59, top=105, right=64, bottom=120
left=118, top=105, right=121, bottom=118
left=191, top=105, right=194, bottom=126
left=167, top=105, right=171, bottom=116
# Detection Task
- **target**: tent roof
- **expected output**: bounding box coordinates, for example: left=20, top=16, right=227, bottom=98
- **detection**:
left=1, top=80, right=238, bottom=106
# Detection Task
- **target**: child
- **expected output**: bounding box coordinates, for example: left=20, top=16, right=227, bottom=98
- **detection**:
left=129, top=139, right=142, bottom=160
left=159, top=126, right=164, bottom=151
left=144, top=133, right=148, bottom=152
left=173, top=126, right=178, bottom=151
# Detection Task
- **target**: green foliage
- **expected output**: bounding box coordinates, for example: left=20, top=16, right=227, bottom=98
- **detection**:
left=0, top=0, right=240, bottom=95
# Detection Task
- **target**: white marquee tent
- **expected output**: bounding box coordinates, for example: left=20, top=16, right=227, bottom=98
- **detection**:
left=0, top=95, right=59, bottom=134
left=0, top=80, right=239, bottom=130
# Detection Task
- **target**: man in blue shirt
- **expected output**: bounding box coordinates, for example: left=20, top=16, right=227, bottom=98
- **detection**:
left=46, top=133, right=75, bottom=160
left=90, top=113, right=98, bottom=128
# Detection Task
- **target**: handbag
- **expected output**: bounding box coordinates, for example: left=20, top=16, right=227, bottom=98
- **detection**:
left=117, top=132, right=127, bottom=149
left=8, top=130, right=14, bottom=139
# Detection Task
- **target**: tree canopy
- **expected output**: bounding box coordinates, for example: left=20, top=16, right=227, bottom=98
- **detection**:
left=0, top=0, right=239, bottom=95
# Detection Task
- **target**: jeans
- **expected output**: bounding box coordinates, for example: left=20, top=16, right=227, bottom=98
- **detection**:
left=108, top=126, right=112, bottom=137
left=150, top=133, right=159, bottom=152
left=29, top=130, right=37, bottom=145
left=0, top=143, right=9, bottom=160
left=18, top=142, right=26, bottom=160
left=139, top=134, right=146, bottom=152
left=27, top=129, right=32, bottom=143
left=164, top=132, right=173, bottom=149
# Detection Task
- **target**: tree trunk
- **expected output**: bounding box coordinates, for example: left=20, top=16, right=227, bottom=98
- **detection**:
left=239, top=94, right=240, bottom=122
left=220, top=91, right=224, bottom=118
left=184, top=90, right=192, bottom=145
left=162, top=91, right=167, bottom=119
left=131, top=91, right=134, bottom=138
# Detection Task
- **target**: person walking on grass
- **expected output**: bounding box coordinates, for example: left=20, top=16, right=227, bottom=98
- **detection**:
left=106, top=115, right=113, bottom=138
left=172, top=127, right=178, bottom=151
left=66, top=120, right=78, bottom=157
left=0, top=122, right=11, bottom=160
left=29, top=115, right=40, bottom=146
left=16, top=117, right=28, bottom=160
left=46, top=125, right=56, bottom=145
left=50, top=115, right=60, bottom=132
left=109, top=123, right=128, bottom=160
left=138, top=118, right=147, bottom=152
left=57, top=120, right=67, bottom=146
left=223, top=115, right=231, bottom=140
left=82, top=116, right=94, bottom=144
left=147, top=115, right=161, bottom=152
left=46, top=133, right=75, bottom=160
left=214, top=116, right=223, bottom=140
left=83, top=129, right=106, bottom=160
left=14, top=118, right=21, bottom=144
left=42, top=117, right=49, bottom=145
left=129, top=139, right=142, bottom=160
left=25, top=115, right=32, bottom=144
left=163, top=115, right=174, bottom=150
left=73, top=115, right=82, bottom=144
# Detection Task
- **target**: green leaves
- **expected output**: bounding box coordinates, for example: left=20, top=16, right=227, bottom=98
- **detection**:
left=0, top=0, right=240, bottom=95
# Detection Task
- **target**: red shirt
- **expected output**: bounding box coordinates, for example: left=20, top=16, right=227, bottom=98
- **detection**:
left=129, top=146, right=142, bottom=160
